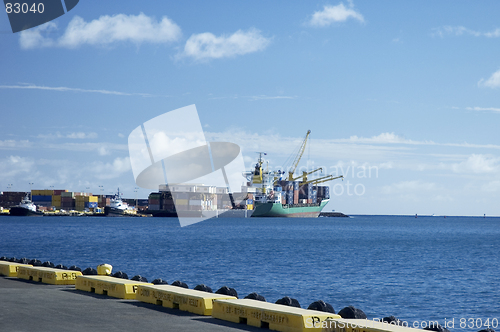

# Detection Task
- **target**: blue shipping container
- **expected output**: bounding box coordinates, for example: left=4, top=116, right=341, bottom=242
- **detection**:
left=85, top=202, right=98, bottom=208
left=32, top=195, right=52, bottom=202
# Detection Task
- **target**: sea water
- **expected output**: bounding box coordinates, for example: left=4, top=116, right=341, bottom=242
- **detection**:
left=1, top=215, right=499, bottom=331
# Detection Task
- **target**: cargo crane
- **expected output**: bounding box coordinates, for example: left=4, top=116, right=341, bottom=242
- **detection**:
left=302, top=174, right=344, bottom=186
left=291, top=167, right=323, bottom=182
left=286, top=130, right=311, bottom=181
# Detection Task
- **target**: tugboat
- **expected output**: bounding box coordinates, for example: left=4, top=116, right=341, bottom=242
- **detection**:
left=104, top=188, right=132, bottom=216
left=9, top=194, right=43, bottom=216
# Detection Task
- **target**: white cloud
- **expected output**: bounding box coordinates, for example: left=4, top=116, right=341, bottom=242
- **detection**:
left=381, top=180, right=437, bottom=195
left=0, top=83, right=155, bottom=97
left=0, top=156, right=37, bottom=179
left=432, top=26, right=500, bottom=38
left=340, top=132, right=434, bottom=145
left=249, top=95, right=297, bottom=101
left=478, top=69, right=500, bottom=89
left=37, top=132, right=98, bottom=139
left=451, top=154, right=500, bottom=174
left=466, top=106, right=500, bottom=113
left=309, top=2, right=364, bottom=27
left=181, top=28, right=271, bottom=61
left=91, top=157, right=131, bottom=179
left=482, top=180, right=500, bottom=192
left=20, top=13, right=181, bottom=49
left=98, top=146, right=109, bottom=156
left=66, top=132, right=98, bottom=139
left=0, top=140, right=32, bottom=149
left=19, top=22, right=57, bottom=49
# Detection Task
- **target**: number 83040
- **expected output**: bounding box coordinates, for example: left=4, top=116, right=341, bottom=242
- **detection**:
left=5, top=3, right=45, bottom=14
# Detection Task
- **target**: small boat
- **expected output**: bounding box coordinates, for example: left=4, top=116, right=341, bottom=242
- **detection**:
left=9, top=195, right=43, bottom=216
left=104, top=188, right=134, bottom=217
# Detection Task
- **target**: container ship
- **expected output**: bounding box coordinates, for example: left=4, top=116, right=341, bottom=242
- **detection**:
left=246, top=130, right=343, bottom=218
left=144, top=130, right=342, bottom=218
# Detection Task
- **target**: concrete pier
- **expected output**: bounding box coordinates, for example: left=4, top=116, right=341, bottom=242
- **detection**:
left=0, top=277, right=260, bottom=331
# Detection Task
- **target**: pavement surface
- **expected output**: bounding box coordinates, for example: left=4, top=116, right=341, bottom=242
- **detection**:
left=0, top=276, right=262, bottom=332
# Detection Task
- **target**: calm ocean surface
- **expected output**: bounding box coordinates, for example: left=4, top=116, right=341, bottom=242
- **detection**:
left=1, top=215, right=499, bottom=331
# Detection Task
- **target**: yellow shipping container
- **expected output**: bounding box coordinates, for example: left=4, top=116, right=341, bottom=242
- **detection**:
left=247, top=204, right=253, bottom=210
left=42, top=190, right=54, bottom=196
left=32, top=190, right=43, bottom=196
left=76, top=196, right=98, bottom=203
left=52, top=196, right=61, bottom=206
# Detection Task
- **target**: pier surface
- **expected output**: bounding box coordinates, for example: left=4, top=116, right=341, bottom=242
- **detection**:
left=0, top=277, right=260, bottom=332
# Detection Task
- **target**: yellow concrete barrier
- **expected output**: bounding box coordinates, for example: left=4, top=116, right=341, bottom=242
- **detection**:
left=17, top=266, right=82, bottom=285
left=212, top=298, right=341, bottom=332
left=321, top=318, right=427, bottom=332
left=75, top=275, right=152, bottom=299
left=136, top=284, right=237, bottom=315
left=0, top=261, right=32, bottom=277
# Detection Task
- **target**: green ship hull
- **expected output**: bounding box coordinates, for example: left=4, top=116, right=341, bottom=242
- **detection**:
left=251, top=199, right=329, bottom=218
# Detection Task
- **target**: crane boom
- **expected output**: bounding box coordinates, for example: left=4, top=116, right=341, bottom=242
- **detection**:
left=288, top=130, right=311, bottom=180
left=291, top=167, right=323, bottom=181
left=303, top=175, right=344, bottom=186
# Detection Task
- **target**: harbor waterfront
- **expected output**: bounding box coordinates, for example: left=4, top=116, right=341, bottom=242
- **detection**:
left=1, top=215, right=499, bottom=332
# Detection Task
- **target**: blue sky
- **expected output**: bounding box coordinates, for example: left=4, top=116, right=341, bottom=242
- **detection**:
left=1, top=1, right=500, bottom=215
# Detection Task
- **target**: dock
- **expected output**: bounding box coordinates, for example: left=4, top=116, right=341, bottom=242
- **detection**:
left=0, top=277, right=260, bottom=331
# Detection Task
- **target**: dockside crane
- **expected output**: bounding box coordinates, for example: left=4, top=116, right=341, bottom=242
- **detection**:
left=287, top=130, right=311, bottom=180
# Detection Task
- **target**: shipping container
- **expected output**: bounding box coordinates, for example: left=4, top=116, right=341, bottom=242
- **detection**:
left=247, top=204, right=253, bottom=210
left=148, top=204, right=160, bottom=210
left=189, top=199, right=202, bottom=206
left=216, top=187, right=228, bottom=194
left=162, top=203, right=175, bottom=211
left=85, top=202, right=98, bottom=208
left=175, top=199, right=188, bottom=205
left=32, top=195, right=52, bottom=202
left=53, top=189, right=67, bottom=195
left=173, top=192, right=189, bottom=200
left=61, top=192, right=74, bottom=198
left=170, top=184, right=196, bottom=192
left=60, top=203, right=74, bottom=207
left=196, top=186, right=216, bottom=194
